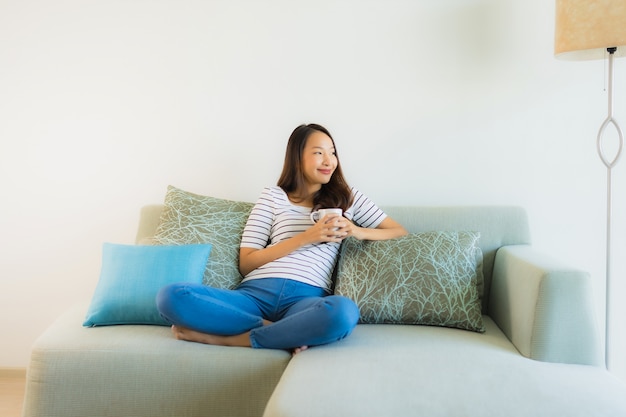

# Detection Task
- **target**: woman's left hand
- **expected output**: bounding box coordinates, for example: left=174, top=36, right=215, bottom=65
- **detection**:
left=330, top=216, right=409, bottom=242
left=325, top=217, right=362, bottom=241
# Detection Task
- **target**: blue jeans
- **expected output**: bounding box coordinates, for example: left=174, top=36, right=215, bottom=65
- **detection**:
left=156, top=278, right=360, bottom=350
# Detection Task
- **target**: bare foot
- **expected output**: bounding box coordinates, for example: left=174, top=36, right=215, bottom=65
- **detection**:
left=171, top=325, right=252, bottom=347
left=292, top=345, right=309, bottom=356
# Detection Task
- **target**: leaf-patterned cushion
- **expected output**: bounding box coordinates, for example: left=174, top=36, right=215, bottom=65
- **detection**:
left=334, top=232, right=485, bottom=332
left=153, top=186, right=254, bottom=289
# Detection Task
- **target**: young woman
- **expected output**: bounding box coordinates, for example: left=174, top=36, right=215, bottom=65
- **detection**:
left=156, top=124, right=407, bottom=352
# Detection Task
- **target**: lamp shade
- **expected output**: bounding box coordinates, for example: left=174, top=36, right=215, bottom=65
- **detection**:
left=555, top=0, right=626, bottom=60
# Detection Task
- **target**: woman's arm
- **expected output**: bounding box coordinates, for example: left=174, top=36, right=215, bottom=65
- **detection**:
left=239, top=215, right=408, bottom=276
left=239, top=215, right=347, bottom=276
left=239, top=239, right=303, bottom=277
left=346, top=216, right=408, bottom=241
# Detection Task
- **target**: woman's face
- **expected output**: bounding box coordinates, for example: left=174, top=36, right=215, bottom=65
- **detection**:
left=301, top=130, right=337, bottom=191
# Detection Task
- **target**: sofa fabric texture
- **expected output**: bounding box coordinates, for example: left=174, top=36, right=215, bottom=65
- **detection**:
left=24, top=304, right=290, bottom=417
left=21, top=189, right=626, bottom=417
left=264, top=321, right=626, bottom=417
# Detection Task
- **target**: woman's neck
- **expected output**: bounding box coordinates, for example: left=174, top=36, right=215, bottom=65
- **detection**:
left=287, top=194, right=313, bottom=208
left=285, top=183, right=321, bottom=208
left=287, top=189, right=317, bottom=208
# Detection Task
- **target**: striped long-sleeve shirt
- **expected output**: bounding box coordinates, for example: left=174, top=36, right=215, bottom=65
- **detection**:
left=240, top=186, right=386, bottom=291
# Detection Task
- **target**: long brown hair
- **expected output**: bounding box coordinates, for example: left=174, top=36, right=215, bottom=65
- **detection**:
left=277, top=124, right=353, bottom=212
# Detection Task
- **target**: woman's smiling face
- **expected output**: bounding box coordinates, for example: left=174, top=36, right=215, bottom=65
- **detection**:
left=301, top=130, right=337, bottom=191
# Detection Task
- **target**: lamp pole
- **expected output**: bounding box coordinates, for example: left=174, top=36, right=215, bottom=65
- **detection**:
left=596, top=46, right=624, bottom=370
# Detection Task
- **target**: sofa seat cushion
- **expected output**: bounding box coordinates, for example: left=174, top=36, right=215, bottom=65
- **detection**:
left=23, top=304, right=291, bottom=417
left=263, top=318, right=626, bottom=417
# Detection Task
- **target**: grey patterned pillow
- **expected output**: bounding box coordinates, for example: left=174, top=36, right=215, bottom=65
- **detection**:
left=153, top=186, right=253, bottom=289
left=334, top=232, right=485, bottom=332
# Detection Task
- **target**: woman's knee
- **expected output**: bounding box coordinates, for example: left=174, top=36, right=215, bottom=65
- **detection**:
left=322, top=295, right=360, bottom=333
left=155, top=283, right=190, bottom=322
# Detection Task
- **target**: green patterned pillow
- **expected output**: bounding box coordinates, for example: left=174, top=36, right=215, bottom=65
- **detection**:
left=153, top=186, right=254, bottom=289
left=335, top=232, right=485, bottom=332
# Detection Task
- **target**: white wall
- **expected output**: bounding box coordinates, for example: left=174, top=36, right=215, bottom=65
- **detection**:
left=1, top=0, right=625, bottom=382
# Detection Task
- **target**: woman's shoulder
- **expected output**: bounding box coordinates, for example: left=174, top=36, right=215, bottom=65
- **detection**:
left=348, top=187, right=380, bottom=210
left=267, top=186, right=287, bottom=197
left=257, top=186, right=289, bottom=203
left=349, top=186, right=366, bottom=201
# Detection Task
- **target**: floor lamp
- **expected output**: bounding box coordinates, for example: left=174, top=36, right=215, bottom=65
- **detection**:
left=554, top=0, right=626, bottom=371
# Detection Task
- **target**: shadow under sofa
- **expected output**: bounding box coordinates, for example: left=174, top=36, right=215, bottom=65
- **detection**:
left=22, top=204, right=626, bottom=417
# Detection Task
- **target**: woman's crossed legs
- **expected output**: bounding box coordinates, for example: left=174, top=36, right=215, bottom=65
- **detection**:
left=156, top=278, right=359, bottom=352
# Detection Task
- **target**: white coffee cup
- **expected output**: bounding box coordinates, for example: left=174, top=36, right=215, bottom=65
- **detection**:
left=310, top=208, right=343, bottom=224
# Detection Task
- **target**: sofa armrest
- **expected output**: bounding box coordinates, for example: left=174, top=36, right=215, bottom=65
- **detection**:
left=489, top=245, right=603, bottom=366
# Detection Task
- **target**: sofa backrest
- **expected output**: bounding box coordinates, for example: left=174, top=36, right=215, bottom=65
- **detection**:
left=136, top=204, right=165, bottom=245
left=136, top=204, right=531, bottom=313
left=380, top=206, right=530, bottom=312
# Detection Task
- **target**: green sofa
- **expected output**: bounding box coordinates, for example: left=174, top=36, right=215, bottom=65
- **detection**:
left=22, top=204, right=626, bottom=417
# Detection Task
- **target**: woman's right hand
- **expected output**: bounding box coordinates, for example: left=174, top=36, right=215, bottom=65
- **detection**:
left=303, top=214, right=348, bottom=244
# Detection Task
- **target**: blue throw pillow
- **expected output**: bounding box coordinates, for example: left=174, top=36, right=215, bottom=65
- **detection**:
left=83, top=243, right=212, bottom=327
